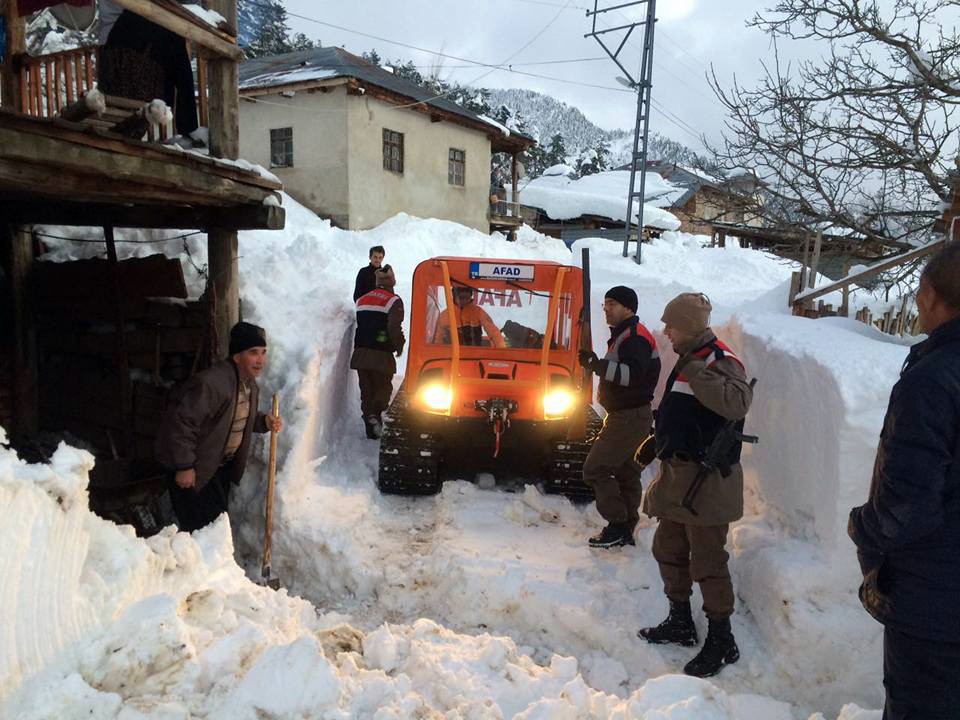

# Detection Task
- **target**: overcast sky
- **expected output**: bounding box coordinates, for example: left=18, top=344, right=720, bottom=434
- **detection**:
left=284, top=0, right=777, bottom=153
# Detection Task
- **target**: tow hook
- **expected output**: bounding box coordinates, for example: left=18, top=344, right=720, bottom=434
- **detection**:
left=475, top=398, right=518, bottom=458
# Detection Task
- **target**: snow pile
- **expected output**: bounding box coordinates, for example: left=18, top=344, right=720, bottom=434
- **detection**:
left=0, top=430, right=865, bottom=719
left=517, top=169, right=683, bottom=231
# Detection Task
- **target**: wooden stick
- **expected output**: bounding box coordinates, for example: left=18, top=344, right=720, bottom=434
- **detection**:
left=261, top=393, right=280, bottom=584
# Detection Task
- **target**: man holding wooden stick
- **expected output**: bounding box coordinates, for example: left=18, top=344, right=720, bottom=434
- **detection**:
left=157, top=321, right=283, bottom=532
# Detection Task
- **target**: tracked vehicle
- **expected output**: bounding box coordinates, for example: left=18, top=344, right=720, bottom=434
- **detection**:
left=377, top=256, right=600, bottom=497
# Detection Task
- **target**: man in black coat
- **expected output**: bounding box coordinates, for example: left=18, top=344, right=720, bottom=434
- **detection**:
left=578, top=286, right=660, bottom=548
left=353, top=245, right=386, bottom=302
left=849, top=242, right=960, bottom=720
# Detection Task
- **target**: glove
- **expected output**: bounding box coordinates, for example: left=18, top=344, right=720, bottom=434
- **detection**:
left=578, top=349, right=599, bottom=369
left=633, top=430, right=658, bottom=469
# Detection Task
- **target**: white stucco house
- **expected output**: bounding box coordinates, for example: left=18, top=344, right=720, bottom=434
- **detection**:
left=238, top=47, right=535, bottom=233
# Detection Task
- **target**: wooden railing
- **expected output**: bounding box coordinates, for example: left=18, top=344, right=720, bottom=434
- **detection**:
left=16, top=45, right=209, bottom=134
left=18, top=46, right=97, bottom=117
left=489, top=200, right=525, bottom=221
left=788, top=238, right=948, bottom=336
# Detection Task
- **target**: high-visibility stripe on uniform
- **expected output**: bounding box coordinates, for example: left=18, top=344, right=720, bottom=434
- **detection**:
left=356, top=288, right=400, bottom=314
left=665, top=339, right=744, bottom=399
left=604, top=319, right=656, bottom=387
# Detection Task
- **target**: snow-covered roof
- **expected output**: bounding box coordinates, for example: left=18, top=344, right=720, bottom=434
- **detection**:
left=517, top=169, right=683, bottom=230
left=239, top=48, right=535, bottom=151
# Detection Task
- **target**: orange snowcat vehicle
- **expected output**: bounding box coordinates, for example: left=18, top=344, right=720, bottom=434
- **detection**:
left=377, top=256, right=601, bottom=496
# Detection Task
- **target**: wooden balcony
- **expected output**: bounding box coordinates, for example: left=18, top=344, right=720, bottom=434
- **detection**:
left=489, top=200, right=526, bottom=228
left=16, top=44, right=210, bottom=138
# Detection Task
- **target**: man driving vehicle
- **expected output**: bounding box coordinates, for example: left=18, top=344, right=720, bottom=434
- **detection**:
left=432, top=286, right=507, bottom=347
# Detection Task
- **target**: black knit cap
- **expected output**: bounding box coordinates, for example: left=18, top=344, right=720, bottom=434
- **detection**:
left=229, top=321, right=267, bottom=355
left=604, top=285, right=638, bottom=313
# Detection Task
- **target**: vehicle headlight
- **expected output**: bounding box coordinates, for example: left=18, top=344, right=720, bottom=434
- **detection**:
left=544, top=389, right=575, bottom=418
left=421, top=384, right=452, bottom=412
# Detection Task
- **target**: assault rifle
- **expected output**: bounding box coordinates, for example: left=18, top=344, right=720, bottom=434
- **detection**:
left=680, top=378, right=759, bottom=516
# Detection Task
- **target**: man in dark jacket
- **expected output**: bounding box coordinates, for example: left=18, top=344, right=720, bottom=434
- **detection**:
left=849, top=243, right=960, bottom=720
left=351, top=266, right=405, bottom=439
left=156, top=321, right=283, bottom=532
left=639, top=292, right=753, bottom=678
left=578, top=285, right=660, bottom=549
left=353, top=245, right=386, bottom=302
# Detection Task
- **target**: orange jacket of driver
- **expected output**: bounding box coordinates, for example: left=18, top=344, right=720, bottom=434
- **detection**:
left=432, top=304, right=506, bottom=347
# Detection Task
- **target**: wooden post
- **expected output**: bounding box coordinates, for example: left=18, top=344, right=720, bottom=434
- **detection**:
left=1, top=0, right=26, bottom=109
left=840, top=259, right=851, bottom=317
left=206, top=0, right=240, bottom=357
left=104, top=227, right=133, bottom=455
left=798, top=232, right=811, bottom=290
left=3, top=224, right=39, bottom=435
left=808, top=229, right=823, bottom=289
left=511, top=152, right=519, bottom=208
left=788, top=270, right=801, bottom=313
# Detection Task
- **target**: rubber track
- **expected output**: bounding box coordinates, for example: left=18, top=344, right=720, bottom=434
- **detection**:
left=377, top=390, right=443, bottom=495
left=543, top=405, right=603, bottom=500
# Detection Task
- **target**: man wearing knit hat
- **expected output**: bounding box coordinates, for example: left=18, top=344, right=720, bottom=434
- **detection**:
left=639, top=292, right=753, bottom=678
left=578, top=285, right=661, bottom=548
left=156, top=321, right=283, bottom=532
left=351, top=266, right=405, bottom=439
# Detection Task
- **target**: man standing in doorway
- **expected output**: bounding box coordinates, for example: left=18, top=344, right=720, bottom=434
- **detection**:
left=354, top=245, right=387, bottom=302
left=351, top=266, right=405, bottom=439
left=156, top=321, right=283, bottom=532
left=639, top=292, right=752, bottom=678
left=849, top=243, right=960, bottom=720
left=578, top=286, right=660, bottom=549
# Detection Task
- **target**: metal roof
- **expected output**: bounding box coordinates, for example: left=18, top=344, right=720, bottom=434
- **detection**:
left=239, top=47, right=536, bottom=151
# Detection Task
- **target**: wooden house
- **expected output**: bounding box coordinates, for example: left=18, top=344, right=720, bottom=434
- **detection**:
left=642, top=161, right=764, bottom=235
left=0, top=0, right=284, bottom=533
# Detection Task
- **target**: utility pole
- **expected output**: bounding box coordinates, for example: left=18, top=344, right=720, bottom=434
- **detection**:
left=585, top=0, right=657, bottom=264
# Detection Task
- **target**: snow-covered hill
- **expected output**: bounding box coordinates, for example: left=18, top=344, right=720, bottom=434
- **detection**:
left=486, top=88, right=698, bottom=170
left=487, top=88, right=631, bottom=154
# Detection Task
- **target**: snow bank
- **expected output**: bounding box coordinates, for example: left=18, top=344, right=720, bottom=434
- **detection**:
left=0, top=430, right=841, bottom=719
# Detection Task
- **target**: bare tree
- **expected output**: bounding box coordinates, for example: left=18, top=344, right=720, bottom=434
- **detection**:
left=708, top=0, right=959, bottom=256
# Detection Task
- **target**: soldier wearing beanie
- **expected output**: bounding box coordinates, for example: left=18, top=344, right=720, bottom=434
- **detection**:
left=639, top=292, right=753, bottom=679
left=156, top=321, right=283, bottom=532
left=578, top=285, right=661, bottom=549
left=351, top=265, right=405, bottom=439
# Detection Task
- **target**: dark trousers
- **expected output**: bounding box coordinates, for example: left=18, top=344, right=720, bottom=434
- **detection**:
left=883, top=626, right=960, bottom=719
left=652, top=518, right=734, bottom=620
left=582, top=405, right=652, bottom=525
left=357, top=369, right=393, bottom=418
left=168, top=464, right=232, bottom=533
left=99, top=10, right=199, bottom=135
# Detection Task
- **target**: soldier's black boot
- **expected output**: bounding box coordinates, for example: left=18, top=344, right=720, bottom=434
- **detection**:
left=588, top=522, right=634, bottom=548
left=683, top=618, right=739, bottom=677
left=637, top=600, right=698, bottom=646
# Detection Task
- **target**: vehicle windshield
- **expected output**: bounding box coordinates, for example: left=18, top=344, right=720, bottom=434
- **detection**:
left=424, top=282, right=573, bottom=350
